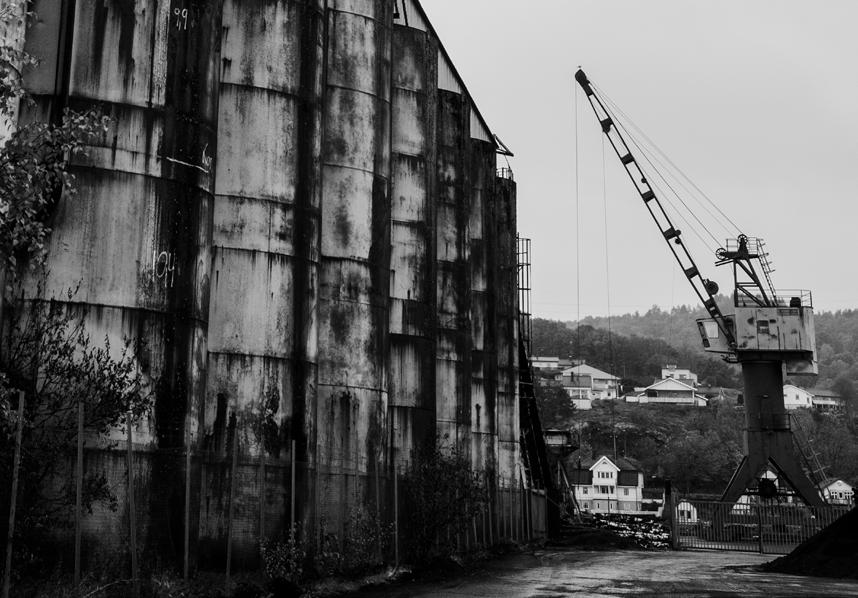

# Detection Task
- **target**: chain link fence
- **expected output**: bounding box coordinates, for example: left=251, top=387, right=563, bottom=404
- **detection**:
left=669, top=496, right=852, bottom=554
left=2, top=415, right=548, bottom=594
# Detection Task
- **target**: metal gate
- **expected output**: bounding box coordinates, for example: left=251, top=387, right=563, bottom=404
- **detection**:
left=671, top=499, right=851, bottom=554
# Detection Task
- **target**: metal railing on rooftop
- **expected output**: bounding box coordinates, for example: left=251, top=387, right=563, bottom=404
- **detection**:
left=497, top=167, right=514, bottom=181
left=735, top=289, right=813, bottom=309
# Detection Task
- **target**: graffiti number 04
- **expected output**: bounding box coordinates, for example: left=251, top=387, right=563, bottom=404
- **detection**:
left=154, top=250, right=177, bottom=289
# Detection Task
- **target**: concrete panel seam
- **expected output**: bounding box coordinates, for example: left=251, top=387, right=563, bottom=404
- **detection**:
left=207, top=350, right=293, bottom=361
left=322, top=162, right=390, bottom=180
left=220, top=80, right=303, bottom=99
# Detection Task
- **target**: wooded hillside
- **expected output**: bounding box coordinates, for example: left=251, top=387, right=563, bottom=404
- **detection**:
left=532, top=306, right=858, bottom=494
left=535, top=301, right=858, bottom=398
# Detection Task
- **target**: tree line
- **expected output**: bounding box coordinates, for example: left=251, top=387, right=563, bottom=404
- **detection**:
left=531, top=315, right=741, bottom=390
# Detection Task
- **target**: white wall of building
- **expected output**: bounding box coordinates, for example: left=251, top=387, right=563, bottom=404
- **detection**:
left=783, top=384, right=813, bottom=410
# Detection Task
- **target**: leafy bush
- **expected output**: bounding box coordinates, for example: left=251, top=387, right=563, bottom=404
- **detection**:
left=312, top=507, right=393, bottom=577
left=260, top=526, right=305, bottom=585
left=342, top=505, right=394, bottom=574
left=401, top=446, right=487, bottom=560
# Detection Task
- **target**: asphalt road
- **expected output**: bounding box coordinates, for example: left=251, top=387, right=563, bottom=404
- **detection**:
left=350, top=549, right=858, bottom=597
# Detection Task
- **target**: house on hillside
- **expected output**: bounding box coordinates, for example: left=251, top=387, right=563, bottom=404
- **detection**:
left=821, top=479, right=854, bottom=505
left=641, top=486, right=665, bottom=516
left=782, top=385, right=845, bottom=413
left=544, top=429, right=576, bottom=449
left=625, top=378, right=708, bottom=407
left=783, top=384, right=814, bottom=410
left=531, top=356, right=561, bottom=370
left=809, top=388, right=846, bottom=413
left=661, top=365, right=698, bottom=387
left=566, top=455, right=644, bottom=514
left=561, top=363, right=620, bottom=410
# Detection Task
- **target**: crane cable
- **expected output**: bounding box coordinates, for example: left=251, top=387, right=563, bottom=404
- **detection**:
left=610, top=107, right=722, bottom=251
left=602, top=134, right=621, bottom=459
left=602, top=132, right=619, bottom=398
left=598, top=86, right=743, bottom=237
left=574, top=74, right=582, bottom=362
left=594, top=83, right=743, bottom=239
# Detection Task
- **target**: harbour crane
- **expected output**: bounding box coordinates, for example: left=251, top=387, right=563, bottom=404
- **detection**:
left=574, top=69, right=824, bottom=506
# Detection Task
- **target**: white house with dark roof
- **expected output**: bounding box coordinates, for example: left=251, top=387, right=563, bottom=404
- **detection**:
left=625, top=378, right=708, bottom=407
left=566, top=455, right=644, bottom=513
left=560, top=363, right=621, bottom=409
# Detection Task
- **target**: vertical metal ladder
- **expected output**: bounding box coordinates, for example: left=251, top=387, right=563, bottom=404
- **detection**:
left=789, top=413, right=829, bottom=500
left=754, top=238, right=779, bottom=304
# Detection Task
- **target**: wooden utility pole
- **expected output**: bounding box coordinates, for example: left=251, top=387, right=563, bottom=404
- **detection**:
left=2, top=391, right=25, bottom=598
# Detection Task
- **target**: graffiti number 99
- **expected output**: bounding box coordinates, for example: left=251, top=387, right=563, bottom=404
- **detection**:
left=174, top=7, right=189, bottom=30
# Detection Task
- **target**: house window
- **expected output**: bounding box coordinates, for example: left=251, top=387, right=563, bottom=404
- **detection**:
left=583, top=488, right=588, bottom=495
left=623, top=488, right=629, bottom=496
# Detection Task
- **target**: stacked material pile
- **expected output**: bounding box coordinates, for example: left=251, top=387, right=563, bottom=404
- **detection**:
left=593, top=514, right=671, bottom=550
left=765, top=507, right=858, bottom=579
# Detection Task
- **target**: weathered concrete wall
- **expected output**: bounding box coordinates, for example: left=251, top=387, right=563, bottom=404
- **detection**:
left=468, top=140, right=498, bottom=476
left=201, top=0, right=324, bottom=564
left=388, top=24, right=438, bottom=465
left=435, top=89, right=471, bottom=456
left=12, top=0, right=522, bottom=567
left=314, top=0, right=392, bottom=532
left=18, top=0, right=221, bottom=565
left=495, top=176, right=521, bottom=480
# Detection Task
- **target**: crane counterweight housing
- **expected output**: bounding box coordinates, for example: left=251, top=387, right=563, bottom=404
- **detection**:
left=697, top=301, right=818, bottom=375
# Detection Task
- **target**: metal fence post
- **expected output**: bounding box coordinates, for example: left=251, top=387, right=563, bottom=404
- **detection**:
left=258, top=454, right=266, bottom=547
left=2, top=391, right=25, bottom=598
left=184, top=419, right=192, bottom=580
left=393, top=465, right=399, bottom=569
left=75, top=399, right=84, bottom=590
left=226, top=427, right=239, bottom=585
left=290, top=439, right=296, bottom=530
left=127, top=412, right=140, bottom=598
left=487, top=485, right=494, bottom=547
left=756, top=504, right=765, bottom=554
left=666, top=482, right=678, bottom=550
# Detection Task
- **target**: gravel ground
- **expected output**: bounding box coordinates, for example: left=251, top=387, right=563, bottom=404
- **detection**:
left=348, top=548, right=858, bottom=597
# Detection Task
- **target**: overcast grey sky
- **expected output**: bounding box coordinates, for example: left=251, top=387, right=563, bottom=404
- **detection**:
left=422, top=1, right=858, bottom=320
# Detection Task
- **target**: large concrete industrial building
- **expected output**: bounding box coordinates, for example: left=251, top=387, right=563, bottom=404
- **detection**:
left=7, top=0, right=527, bottom=565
